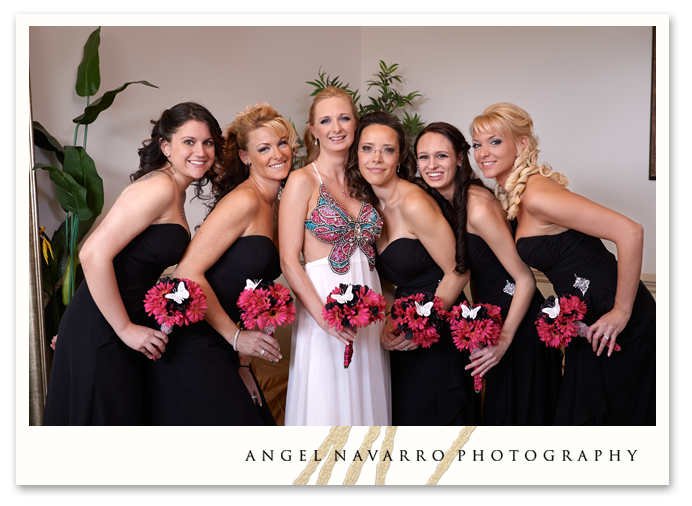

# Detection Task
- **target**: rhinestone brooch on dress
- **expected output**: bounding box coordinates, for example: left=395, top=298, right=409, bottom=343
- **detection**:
left=503, top=280, right=516, bottom=296
left=573, top=274, right=590, bottom=296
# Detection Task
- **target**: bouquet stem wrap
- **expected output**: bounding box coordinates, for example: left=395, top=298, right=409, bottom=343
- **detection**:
left=322, top=283, right=386, bottom=369
left=446, top=301, right=503, bottom=394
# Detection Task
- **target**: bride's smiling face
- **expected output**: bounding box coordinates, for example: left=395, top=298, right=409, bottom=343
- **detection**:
left=310, top=97, right=356, bottom=155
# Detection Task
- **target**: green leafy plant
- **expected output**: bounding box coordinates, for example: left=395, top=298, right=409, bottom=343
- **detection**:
left=303, top=60, right=425, bottom=151
left=33, top=27, right=158, bottom=338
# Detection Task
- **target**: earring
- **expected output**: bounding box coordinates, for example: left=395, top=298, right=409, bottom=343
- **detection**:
left=315, top=139, right=318, bottom=145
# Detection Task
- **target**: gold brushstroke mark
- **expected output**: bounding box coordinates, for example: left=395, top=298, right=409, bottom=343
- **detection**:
left=425, top=425, right=476, bottom=485
left=293, top=426, right=352, bottom=485
left=317, top=426, right=352, bottom=484
left=375, top=425, right=397, bottom=485
left=343, top=426, right=381, bottom=485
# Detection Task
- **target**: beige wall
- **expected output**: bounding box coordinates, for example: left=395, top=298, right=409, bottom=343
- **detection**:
left=30, top=25, right=655, bottom=273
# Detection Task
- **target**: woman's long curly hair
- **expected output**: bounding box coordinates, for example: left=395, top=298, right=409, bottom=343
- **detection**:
left=132, top=102, right=227, bottom=201
left=304, top=87, right=359, bottom=165
left=414, top=122, right=488, bottom=275
left=205, top=102, right=297, bottom=214
left=470, top=102, right=568, bottom=219
left=345, top=111, right=417, bottom=207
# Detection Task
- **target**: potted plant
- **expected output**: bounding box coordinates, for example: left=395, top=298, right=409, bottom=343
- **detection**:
left=34, top=26, right=157, bottom=339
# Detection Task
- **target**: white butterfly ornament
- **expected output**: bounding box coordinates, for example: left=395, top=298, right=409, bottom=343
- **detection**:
left=461, top=304, right=481, bottom=319
left=542, top=298, right=561, bottom=319
left=165, top=281, right=189, bottom=304
left=244, top=279, right=261, bottom=291
left=333, top=284, right=354, bottom=304
left=415, top=301, right=434, bottom=317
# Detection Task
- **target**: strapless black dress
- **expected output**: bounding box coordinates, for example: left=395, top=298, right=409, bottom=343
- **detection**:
left=467, top=233, right=562, bottom=425
left=43, top=224, right=190, bottom=425
left=377, top=238, right=480, bottom=426
left=145, top=236, right=279, bottom=425
left=516, top=229, right=656, bottom=425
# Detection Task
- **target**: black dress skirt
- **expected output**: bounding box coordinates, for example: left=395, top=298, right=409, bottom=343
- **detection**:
left=467, top=233, right=562, bottom=425
left=43, top=224, right=190, bottom=425
left=145, top=235, right=279, bottom=425
left=516, top=229, right=656, bottom=425
left=377, top=238, right=480, bottom=426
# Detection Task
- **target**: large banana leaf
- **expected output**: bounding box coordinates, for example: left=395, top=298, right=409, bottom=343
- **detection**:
left=35, top=164, right=93, bottom=221
left=62, top=146, right=104, bottom=217
left=33, top=121, right=65, bottom=166
left=72, top=81, right=158, bottom=125
left=75, top=27, right=101, bottom=97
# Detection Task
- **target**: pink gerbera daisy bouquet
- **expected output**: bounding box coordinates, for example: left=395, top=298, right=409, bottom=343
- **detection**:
left=535, top=295, right=621, bottom=351
left=390, top=292, right=445, bottom=349
left=144, top=277, right=208, bottom=335
left=236, top=279, right=296, bottom=338
left=322, top=283, right=387, bottom=368
left=446, top=301, right=503, bottom=393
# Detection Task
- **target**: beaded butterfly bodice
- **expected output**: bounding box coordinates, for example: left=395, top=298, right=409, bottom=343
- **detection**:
left=304, top=163, right=383, bottom=275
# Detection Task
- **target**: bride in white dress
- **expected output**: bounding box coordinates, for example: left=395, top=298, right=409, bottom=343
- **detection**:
left=279, top=87, right=391, bottom=426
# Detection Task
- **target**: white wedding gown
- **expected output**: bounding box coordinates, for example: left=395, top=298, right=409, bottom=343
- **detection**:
left=285, top=249, right=391, bottom=426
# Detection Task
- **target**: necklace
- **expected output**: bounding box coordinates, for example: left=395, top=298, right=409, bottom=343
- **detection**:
left=381, top=178, right=399, bottom=211
left=316, top=159, right=348, bottom=198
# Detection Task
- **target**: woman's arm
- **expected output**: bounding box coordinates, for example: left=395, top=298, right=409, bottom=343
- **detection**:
left=403, top=190, right=470, bottom=310
left=171, top=186, right=281, bottom=364
left=465, top=192, right=536, bottom=377
left=522, top=175, right=644, bottom=356
left=278, top=169, right=356, bottom=345
left=79, top=172, right=178, bottom=359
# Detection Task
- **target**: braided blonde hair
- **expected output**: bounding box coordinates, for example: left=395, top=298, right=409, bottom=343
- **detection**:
left=470, top=103, right=568, bottom=219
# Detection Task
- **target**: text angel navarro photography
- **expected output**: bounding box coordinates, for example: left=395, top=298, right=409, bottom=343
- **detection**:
left=245, top=448, right=640, bottom=463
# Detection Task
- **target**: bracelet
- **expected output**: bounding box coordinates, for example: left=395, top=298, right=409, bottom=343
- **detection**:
left=238, top=364, right=250, bottom=368
left=233, top=328, right=241, bottom=351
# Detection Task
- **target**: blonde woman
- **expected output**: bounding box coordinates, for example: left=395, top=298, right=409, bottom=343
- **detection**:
left=280, top=87, right=390, bottom=425
left=146, top=103, right=295, bottom=426
left=415, top=121, right=561, bottom=425
left=470, top=102, right=655, bottom=425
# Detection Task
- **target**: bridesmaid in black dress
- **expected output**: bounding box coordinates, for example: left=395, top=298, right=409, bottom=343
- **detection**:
left=43, top=102, right=223, bottom=425
left=414, top=122, right=561, bottom=425
left=345, top=111, right=479, bottom=425
left=146, top=103, right=295, bottom=425
left=470, top=103, right=655, bottom=425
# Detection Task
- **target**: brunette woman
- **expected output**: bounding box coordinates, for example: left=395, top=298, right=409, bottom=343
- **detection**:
left=43, top=102, right=220, bottom=425
left=146, top=103, right=294, bottom=425
left=348, top=111, right=478, bottom=426
left=415, top=122, right=561, bottom=425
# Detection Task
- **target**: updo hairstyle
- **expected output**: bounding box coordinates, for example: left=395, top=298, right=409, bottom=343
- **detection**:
left=207, top=102, right=297, bottom=212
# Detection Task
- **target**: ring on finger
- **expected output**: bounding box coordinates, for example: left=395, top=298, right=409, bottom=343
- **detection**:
left=404, top=345, right=408, bottom=351
left=251, top=395, right=257, bottom=399
left=260, top=349, right=265, bottom=356
left=602, top=335, right=610, bottom=341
